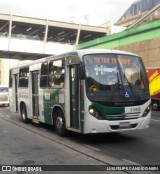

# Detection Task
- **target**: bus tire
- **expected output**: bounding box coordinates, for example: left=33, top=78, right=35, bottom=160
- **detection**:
left=21, top=104, right=29, bottom=123
left=152, top=102, right=159, bottom=111
left=54, top=110, right=67, bottom=137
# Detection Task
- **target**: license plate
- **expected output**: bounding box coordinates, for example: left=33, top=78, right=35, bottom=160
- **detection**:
left=119, top=122, right=130, bottom=128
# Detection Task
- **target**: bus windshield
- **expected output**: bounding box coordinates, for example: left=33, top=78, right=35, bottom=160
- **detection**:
left=84, top=54, right=150, bottom=106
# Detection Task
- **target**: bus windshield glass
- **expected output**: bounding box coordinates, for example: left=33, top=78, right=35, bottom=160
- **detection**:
left=83, top=54, right=150, bottom=106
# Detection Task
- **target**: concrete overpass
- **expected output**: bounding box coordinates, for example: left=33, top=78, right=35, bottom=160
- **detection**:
left=0, top=13, right=109, bottom=60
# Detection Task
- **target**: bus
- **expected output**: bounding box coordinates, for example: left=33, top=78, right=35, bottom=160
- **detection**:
left=0, top=85, right=9, bottom=106
left=9, top=49, right=151, bottom=136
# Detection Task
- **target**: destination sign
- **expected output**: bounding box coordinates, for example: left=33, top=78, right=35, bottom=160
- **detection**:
left=94, top=57, right=131, bottom=65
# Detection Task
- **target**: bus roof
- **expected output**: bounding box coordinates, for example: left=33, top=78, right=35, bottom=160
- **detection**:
left=10, top=49, right=139, bottom=69
left=46, top=49, right=139, bottom=60
left=76, top=49, right=138, bottom=57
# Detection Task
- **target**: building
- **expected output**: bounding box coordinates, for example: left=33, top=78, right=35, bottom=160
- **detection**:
left=115, top=0, right=160, bottom=27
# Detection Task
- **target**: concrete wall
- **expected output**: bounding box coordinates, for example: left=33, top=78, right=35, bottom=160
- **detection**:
left=76, top=20, right=160, bottom=68
left=115, top=38, right=160, bottom=67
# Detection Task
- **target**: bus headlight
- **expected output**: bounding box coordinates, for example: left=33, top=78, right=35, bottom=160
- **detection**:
left=89, top=106, right=101, bottom=119
left=142, top=104, right=151, bottom=117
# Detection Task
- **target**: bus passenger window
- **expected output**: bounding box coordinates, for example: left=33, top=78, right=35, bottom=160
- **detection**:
left=19, top=67, right=29, bottom=88
left=48, top=60, right=65, bottom=88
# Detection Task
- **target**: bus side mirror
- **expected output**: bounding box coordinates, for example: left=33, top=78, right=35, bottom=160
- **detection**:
left=79, top=64, right=85, bottom=79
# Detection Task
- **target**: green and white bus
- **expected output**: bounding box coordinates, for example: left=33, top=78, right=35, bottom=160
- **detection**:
left=9, top=49, right=151, bottom=136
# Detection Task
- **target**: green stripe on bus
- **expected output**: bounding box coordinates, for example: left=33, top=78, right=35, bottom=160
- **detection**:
left=92, top=102, right=124, bottom=119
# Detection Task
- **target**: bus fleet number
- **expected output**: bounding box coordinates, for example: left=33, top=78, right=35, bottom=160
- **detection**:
left=130, top=107, right=141, bottom=112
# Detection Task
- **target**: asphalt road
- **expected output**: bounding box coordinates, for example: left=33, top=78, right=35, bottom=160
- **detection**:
left=0, top=106, right=159, bottom=173
left=67, top=111, right=160, bottom=166
left=77, top=111, right=160, bottom=166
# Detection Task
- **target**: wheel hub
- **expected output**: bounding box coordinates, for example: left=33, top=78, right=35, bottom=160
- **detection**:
left=56, top=117, right=63, bottom=129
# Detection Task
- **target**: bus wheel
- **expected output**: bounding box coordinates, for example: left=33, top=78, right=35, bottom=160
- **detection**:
left=152, top=102, right=159, bottom=111
left=55, top=110, right=67, bottom=137
left=21, top=104, right=29, bottom=123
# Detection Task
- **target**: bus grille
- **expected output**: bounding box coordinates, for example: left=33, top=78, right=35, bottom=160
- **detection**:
left=105, top=112, right=141, bottom=120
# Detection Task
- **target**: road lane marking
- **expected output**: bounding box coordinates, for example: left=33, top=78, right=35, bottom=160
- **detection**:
left=3, top=131, right=8, bottom=133
left=83, top=144, right=101, bottom=152
left=151, top=119, right=160, bottom=122
left=122, top=159, right=140, bottom=165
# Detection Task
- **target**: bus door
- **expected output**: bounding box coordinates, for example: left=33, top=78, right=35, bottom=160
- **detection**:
left=31, top=71, right=39, bottom=117
left=13, top=74, right=18, bottom=112
left=70, top=65, right=80, bottom=130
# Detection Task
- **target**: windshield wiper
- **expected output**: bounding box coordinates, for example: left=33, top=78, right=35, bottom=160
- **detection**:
left=116, top=72, right=122, bottom=89
left=115, top=56, right=141, bottom=103
left=123, top=73, right=141, bottom=103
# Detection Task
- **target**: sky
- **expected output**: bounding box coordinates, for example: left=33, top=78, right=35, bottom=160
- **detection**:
left=0, top=0, right=136, bottom=26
